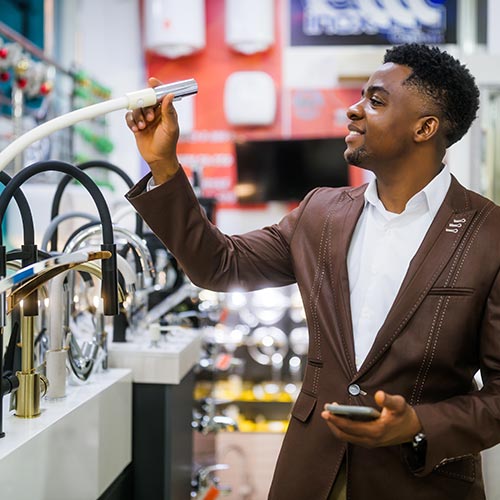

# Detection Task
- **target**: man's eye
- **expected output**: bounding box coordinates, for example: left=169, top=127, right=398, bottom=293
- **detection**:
left=370, top=97, right=382, bottom=106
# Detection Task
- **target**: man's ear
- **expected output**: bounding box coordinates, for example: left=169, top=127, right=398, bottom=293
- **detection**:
left=414, top=116, right=439, bottom=143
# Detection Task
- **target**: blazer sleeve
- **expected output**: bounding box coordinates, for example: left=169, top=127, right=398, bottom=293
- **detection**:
left=413, top=265, right=500, bottom=476
left=125, top=167, right=313, bottom=292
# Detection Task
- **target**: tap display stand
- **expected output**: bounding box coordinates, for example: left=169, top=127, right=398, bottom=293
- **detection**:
left=0, top=78, right=197, bottom=441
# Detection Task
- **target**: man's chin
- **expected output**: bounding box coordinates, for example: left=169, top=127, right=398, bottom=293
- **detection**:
left=345, top=148, right=369, bottom=169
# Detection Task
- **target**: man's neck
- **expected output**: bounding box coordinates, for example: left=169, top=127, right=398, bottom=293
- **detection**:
left=374, top=164, right=444, bottom=214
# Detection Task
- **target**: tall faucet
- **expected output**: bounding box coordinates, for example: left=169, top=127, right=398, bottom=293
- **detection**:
left=48, top=160, right=144, bottom=252
left=64, top=223, right=155, bottom=340
left=46, top=252, right=135, bottom=396
left=62, top=261, right=128, bottom=384
left=0, top=160, right=119, bottom=316
left=0, top=170, right=36, bottom=437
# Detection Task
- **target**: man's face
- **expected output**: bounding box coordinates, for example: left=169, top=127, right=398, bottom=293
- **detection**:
left=344, top=62, right=426, bottom=171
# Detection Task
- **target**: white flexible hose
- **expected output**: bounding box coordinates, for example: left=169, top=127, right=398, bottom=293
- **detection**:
left=0, top=79, right=198, bottom=172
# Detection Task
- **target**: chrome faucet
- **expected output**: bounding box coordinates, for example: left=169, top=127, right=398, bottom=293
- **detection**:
left=64, top=223, right=155, bottom=340
left=192, top=398, right=239, bottom=435
left=191, top=464, right=231, bottom=499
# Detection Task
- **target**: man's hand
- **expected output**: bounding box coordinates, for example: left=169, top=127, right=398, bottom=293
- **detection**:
left=125, top=77, right=180, bottom=185
left=320, top=390, right=422, bottom=448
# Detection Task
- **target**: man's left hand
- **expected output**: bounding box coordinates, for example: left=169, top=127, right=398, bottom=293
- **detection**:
left=320, top=390, right=422, bottom=447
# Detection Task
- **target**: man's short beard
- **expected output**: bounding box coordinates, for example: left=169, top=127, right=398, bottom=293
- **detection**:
left=345, top=146, right=368, bottom=167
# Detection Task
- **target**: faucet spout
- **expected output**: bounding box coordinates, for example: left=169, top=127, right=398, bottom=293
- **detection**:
left=0, top=160, right=119, bottom=315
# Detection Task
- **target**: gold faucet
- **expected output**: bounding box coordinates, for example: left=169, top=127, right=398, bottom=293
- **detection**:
left=0, top=250, right=112, bottom=417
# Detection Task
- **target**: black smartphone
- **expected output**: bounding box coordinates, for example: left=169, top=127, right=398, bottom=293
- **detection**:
left=325, top=404, right=381, bottom=422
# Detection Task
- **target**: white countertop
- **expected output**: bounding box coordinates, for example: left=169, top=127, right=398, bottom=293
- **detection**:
left=0, top=368, right=131, bottom=460
left=108, top=327, right=202, bottom=384
left=0, top=368, right=132, bottom=500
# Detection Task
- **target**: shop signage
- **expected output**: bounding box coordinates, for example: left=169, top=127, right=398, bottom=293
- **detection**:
left=290, top=0, right=457, bottom=45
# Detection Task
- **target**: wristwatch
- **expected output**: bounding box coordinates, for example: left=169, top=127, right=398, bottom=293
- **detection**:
left=408, top=432, right=427, bottom=471
left=413, top=432, right=427, bottom=450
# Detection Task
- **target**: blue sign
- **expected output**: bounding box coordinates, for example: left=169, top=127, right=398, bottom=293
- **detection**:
left=290, top=0, right=458, bottom=46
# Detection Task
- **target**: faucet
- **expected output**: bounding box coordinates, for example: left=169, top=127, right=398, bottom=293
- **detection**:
left=0, top=249, right=111, bottom=417
left=192, top=397, right=239, bottom=435
left=63, top=223, right=155, bottom=341
left=64, top=261, right=128, bottom=383
left=48, top=160, right=144, bottom=252
left=40, top=211, right=100, bottom=252
left=0, top=160, right=119, bottom=316
left=46, top=253, right=133, bottom=394
left=191, top=464, right=231, bottom=499
left=0, top=170, right=37, bottom=436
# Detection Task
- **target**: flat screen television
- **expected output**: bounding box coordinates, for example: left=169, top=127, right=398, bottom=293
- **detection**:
left=235, top=137, right=349, bottom=203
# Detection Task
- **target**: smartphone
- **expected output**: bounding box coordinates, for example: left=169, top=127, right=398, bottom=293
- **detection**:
left=325, top=404, right=380, bottom=422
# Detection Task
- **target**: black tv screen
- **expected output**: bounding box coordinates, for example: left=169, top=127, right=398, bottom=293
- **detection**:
left=235, top=137, right=349, bottom=203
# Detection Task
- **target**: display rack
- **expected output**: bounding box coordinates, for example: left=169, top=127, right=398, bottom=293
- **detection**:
left=0, top=21, right=113, bottom=174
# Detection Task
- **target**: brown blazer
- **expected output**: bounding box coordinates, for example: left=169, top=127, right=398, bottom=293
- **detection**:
left=126, top=168, right=500, bottom=500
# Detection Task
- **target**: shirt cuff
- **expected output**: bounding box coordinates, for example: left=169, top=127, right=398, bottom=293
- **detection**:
left=146, top=176, right=159, bottom=191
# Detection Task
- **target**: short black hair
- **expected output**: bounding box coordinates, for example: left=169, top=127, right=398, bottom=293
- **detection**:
left=384, top=43, right=480, bottom=147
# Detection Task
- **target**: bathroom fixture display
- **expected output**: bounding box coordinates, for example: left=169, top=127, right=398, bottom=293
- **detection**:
left=0, top=76, right=195, bottom=426
left=0, top=160, right=119, bottom=427
left=0, top=78, right=198, bottom=174
left=45, top=254, right=131, bottom=397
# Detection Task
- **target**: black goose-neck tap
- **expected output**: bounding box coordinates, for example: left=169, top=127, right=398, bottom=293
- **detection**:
left=0, top=171, right=37, bottom=439
left=49, top=160, right=143, bottom=252
left=0, top=160, right=118, bottom=316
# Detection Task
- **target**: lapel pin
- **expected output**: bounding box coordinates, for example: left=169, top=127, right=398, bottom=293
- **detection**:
left=445, top=218, right=466, bottom=233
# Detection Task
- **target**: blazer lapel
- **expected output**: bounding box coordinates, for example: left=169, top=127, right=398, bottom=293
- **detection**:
left=329, top=186, right=366, bottom=376
left=353, top=177, right=477, bottom=380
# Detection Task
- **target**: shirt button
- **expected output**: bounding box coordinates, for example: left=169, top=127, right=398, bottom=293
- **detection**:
left=348, top=384, right=361, bottom=396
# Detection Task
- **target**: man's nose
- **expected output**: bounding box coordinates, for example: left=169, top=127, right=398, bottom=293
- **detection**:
left=346, top=100, right=363, bottom=120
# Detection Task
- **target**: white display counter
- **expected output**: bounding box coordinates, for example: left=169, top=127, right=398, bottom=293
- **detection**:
left=0, top=368, right=132, bottom=500
left=108, top=328, right=202, bottom=383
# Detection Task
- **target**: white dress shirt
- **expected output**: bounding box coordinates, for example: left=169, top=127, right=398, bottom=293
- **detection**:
left=347, top=165, right=451, bottom=370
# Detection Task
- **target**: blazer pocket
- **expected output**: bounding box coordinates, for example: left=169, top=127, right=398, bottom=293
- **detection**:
left=291, top=390, right=317, bottom=423
left=433, top=455, right=476, bottom=483
left=427, top=287, right=474, bottom=296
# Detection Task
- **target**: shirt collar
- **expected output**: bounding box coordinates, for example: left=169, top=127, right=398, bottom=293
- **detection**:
left=364, top=164, right=451, bottom=219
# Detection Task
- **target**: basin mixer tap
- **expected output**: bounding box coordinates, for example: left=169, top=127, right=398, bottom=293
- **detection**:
left=0, top=250, right=111, bottom=417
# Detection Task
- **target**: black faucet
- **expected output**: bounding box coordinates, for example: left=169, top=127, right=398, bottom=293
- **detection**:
left=48, top=160, right=143, bottom=252
left=0, top=170, right=38, bottom=438
left=0, top=160, right=118, bottom=316
left=48, top=160, right=145, bottom=342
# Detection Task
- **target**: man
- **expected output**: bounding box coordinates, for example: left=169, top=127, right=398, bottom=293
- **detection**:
left=125, top=44, right=500, bottom=499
